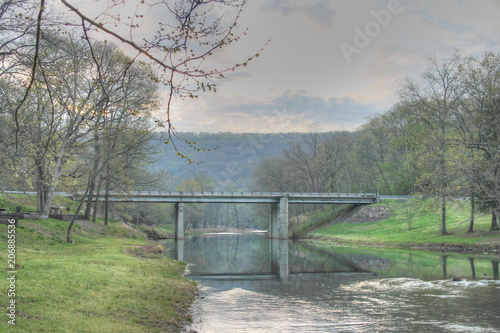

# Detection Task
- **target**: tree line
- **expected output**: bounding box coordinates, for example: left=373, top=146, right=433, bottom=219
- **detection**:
left=0, top=30, right=162, bottom=226
left=253, top=52, right=500, bottom=235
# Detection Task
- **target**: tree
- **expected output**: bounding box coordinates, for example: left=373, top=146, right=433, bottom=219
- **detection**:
left=176, top=173, right=216, bottom=229
left=4, top=32, right=105, bottom=216
left=78, top=41, right=160, bottom=224
left=253, top=158, right=292, bottom=192
left=316, top=132, right=355, bottom=193
left=1, top=0, right=265, bottom=154
left=1, top=1, right=263, bottom=243
left=399, top=52, right=462, bottom=235
left=361, top=104, right=425, bottom=196
left=455, top=52, right=500, bottom=231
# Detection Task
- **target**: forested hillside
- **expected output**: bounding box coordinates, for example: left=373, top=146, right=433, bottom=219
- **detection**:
left=152, top=132, right=302, bottom=189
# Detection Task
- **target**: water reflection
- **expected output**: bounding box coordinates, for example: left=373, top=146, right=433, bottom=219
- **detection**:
left=168, top=235, right=290, bottom=278
left=162, top=235, right=500, bottom=332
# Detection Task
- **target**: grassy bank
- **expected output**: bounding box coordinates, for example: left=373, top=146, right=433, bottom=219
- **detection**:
left=308, top=199, right=500, bottom=254
left=0, top=195, right=196, bottom=332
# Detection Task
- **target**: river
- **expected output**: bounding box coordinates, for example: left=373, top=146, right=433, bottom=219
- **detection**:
left=162, top=234, right=500, bottom=333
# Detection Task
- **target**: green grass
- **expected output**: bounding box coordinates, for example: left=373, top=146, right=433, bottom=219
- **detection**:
left=0, top=195, right=196, bottom=332
left=291, top=205, right=350, bottom=238
left=309, top=199, right=500, bottom=250
left=0, top=194, right=78, bottom=214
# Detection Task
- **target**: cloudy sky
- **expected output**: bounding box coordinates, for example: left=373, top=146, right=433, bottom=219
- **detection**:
left=73, top=0, right=500, bottom=133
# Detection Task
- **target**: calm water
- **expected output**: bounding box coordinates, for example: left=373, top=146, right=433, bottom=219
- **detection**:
left=163, top=234, right=500, bottom=333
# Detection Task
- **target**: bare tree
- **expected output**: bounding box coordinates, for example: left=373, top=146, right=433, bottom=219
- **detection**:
left=399, top=52, right=462, bottom=235
left=1, top=0, right=266, bottom=154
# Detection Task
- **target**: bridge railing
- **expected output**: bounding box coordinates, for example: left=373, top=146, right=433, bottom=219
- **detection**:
left=70, top=190, right=378, bottom=198
left=0, top=189, right=380, bottom=200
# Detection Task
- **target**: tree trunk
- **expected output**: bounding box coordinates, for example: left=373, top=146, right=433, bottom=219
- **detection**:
left=36, top=164, right=45, bottom=213
left=42, top=182, right=58, bottom=216
left=468, top=196, right=475, bottom=233
left=84, top=180, right=95, bottom=220
left=440, top=122, right=448, bottom=236
left=441, top=195, right=448, bottom=235
left=36, top=186, right=44, bottom=214
left=490, top=211, right=499, bottom=231
left=92, top=176, right=103, bottom=223
left=67, top=179, right=92, bottom=243
left=42, top=138, right=70, bottom=216
left=104, top=166, right=110, bottom=226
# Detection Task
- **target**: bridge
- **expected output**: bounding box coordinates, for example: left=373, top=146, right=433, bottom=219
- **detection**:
left=0, top=190, right=379, bottom=240
left=73, top=191, right=380, bottom=240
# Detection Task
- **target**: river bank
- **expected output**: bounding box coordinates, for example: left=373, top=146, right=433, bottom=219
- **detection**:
left=0, top=215, right=196, bottom=332
left=305, top=199, right=500, bottom=257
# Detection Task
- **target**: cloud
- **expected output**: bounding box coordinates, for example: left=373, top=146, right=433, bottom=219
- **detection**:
left=260, top=0, right=336, bottom=31
left=157, top=0, right=500, bottom=134
left=174, top=90, right=380, bottom=133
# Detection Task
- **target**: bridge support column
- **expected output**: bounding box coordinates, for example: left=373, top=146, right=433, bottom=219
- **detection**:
left=279, top=197, right=289, bottom=239
left=270, top=240, right=289, bottom=279
left=175, top=202, right=184, bottom=240
left=270, top=197, right=289, bottom=239
left=174, top=239, right=185, bottom=261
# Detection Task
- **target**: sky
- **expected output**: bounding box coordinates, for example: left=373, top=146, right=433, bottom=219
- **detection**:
left=71, top=0, right=500, bottom=133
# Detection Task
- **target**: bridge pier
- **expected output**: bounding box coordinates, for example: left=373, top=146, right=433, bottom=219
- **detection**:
left=270, top=197, right=289, bottom=239
left=175, top=202, right=185, bottom=240
left=270, top=239, right=289, bottom=279
left=173, top=239, right=185, bottom=261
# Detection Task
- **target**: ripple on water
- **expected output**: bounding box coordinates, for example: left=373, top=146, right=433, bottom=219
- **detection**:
left=341, top=277, right=500, bottom=293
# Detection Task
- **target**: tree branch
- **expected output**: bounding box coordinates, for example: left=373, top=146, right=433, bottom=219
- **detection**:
left=59, top=0, right=182, bottom=74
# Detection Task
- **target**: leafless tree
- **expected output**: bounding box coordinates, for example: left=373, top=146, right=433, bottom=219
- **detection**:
left=1, top=0, right=266, bottom=156
left=399, top=52, right=462, bottom=235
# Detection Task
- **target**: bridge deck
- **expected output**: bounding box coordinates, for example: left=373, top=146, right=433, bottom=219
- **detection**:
left=0, top=190, right=379, bottom=204
left=73, top=191, right=379, bottom=204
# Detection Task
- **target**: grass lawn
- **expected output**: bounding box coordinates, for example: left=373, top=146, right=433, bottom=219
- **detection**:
left=309, top=199, right=500, bottom=251
left=0, top=194, right=196, bottom=332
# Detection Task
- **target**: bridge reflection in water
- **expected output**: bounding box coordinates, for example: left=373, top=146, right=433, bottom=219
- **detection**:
left=165, top=234, right=383, bottom=280
left=171, top=237, right=290, bottom=279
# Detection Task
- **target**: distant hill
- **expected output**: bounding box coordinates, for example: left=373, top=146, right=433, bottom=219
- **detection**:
left=152, top=132, right=306, bottom=189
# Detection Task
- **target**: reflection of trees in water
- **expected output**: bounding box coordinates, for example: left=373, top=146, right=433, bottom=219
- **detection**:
left=468, top=257, right=475, bottom=279
left=492, top=260, right=499, bottom=280
left=181, top=236, right=500, bottom=279
left=289, top=242, right=393, bottom=274
left=442, top=256, right=499, bottom=280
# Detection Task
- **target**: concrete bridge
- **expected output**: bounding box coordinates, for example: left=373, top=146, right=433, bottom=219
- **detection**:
left=73, top=191, right=379, bottom=240
left=0, top=190, right=379, bottom=239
